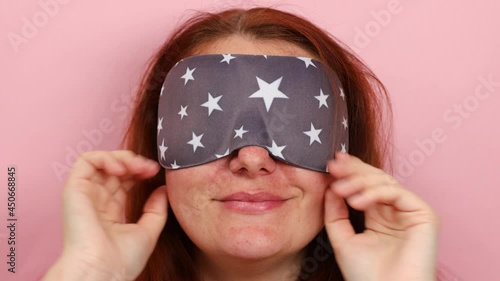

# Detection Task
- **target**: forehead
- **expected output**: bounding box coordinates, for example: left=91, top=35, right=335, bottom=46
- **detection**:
left=193, top=35, right=318, bottom=59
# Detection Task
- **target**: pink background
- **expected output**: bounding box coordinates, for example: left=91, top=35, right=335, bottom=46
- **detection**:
left=1, top=0, right=499, bottom=280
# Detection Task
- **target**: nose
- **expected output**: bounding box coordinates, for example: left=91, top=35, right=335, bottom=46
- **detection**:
left=229, top=146, right=277, bottom=176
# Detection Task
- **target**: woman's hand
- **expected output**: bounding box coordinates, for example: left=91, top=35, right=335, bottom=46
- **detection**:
left=324, top=152, right=439, bottom=281
left=43, top=150, right=168, bottom=281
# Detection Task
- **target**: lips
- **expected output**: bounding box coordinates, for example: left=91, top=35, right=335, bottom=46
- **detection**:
left=220, top=192, right=286, bottom=202
left=217, top=192, right=288, bottom=213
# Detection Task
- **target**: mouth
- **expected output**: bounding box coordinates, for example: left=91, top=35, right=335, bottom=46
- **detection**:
left=220, top=192, right=286, bottom=202
left=216, top=192, right=289, bottom=214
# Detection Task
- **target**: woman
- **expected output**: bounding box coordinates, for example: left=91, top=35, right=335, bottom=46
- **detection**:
left=42, top=7, right=439, bottom=281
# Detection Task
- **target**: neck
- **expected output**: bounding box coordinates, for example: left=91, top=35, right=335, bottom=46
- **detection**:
left=195, top=248, right=304, bottom=281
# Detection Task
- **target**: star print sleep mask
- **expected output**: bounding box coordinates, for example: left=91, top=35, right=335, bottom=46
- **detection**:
left=157, top=54, right=348, bottom=172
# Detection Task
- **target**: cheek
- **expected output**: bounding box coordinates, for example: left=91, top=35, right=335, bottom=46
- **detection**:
left=296, top=187, right=327, bottom=238
left=287, top=166, right=331, bottom=197
left=289, top=168, right=331, bottom=221
left=165, top=170, right=207, bottom=221
left=299, top=188, right=326, bottom=224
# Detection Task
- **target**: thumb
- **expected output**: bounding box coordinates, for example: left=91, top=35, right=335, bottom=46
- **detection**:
left=324, top=187, right=355, bottom=249
left=137, top=185, right=168, bottom=243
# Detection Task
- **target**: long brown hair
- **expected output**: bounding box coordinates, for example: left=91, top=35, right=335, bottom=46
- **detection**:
left=122, top=7, right=393, bottom=281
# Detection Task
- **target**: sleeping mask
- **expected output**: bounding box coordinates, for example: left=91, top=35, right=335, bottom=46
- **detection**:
left=156, top=54, right=348, bottom=172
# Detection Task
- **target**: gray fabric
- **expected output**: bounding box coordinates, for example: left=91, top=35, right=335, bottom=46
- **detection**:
left=157, top=54, right=348, bottom=172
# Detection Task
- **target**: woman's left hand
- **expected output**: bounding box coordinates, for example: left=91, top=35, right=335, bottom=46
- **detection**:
left=324, top=152, right=439, bottom=281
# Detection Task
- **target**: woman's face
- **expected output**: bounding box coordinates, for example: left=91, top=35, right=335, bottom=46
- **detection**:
left=165, top=35, right=333, bottom=261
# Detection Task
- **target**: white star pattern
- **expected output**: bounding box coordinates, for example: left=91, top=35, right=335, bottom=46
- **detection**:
left=314, top=89, right=329, bottom=108
left=342, top=116, right=348, bottom=130
left=266, top=140, right=286, bottom=159
left=157, top=117, right=163, bottom=135
left=159, top=138, right=168, bottom=160
left=249, top=76, right=289, bottom=112
left=339, top=88, right=345, bottom=100
left=181, top=67, right=196, bottom=85
left=234, top=125, right=249, bottom=139
left=178, top=105, right=188, bottom=120
left=296, top=57, right=317, bottom=68
left=187, top=132, right=205, bottom=152
left=303, top=123, right=322, bottom=145
left=220, top=54, right=236, bottom=64
left=156, top=54, right=350, bottom=173
left=201, top=93, right=223, bottom=116
left=215, top=148, right=230, bottom=158
left=170, top=160, right=180, bottom=169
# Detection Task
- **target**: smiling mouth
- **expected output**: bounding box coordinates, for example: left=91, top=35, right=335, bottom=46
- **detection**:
left=219, top=191, right=286, bottom=202
left=218, top=200, right=287, bottom=213
left=216, top=192, right=289, bottom=213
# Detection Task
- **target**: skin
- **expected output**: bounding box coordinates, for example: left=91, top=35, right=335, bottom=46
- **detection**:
left=42, top=36, right=439, bottom=281
left=166, top=35, right=332, bottom=281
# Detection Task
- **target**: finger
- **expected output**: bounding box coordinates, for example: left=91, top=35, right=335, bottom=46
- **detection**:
left=332, top=172, right=397, bottom=198
left=109, top=151, right=160, bottom=180
left=97, top=183, right=128, bottom=223
left=97, top=178, right=145, bottom=224
left=102, top=178, right=139, bottom=223
left=346, top=183, right=430, bottom=214
left=328, top=152, right=384, bottom=179
left=137, top=185, right=168, bottom=245
left=68, top=150, right=158, bottom=186
left=324, top=187, right=355, bottom=249
left=92, top=175, right=121, bottom=211
left=98, top=172, right=160, bottom=223
left=97, top=153, right=160, bottom=222
left=65, top=152, right=126, bottom=199
left=108, top=153, right=160, bottom=198
left=86, top=173, right=133, bottom=212
left=69, top=151, right=159, bottom=201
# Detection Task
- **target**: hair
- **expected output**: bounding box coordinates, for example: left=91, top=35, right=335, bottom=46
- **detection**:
left=122, top=6, right=394, bottom=281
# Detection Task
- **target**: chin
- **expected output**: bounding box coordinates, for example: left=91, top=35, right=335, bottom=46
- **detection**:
left=216, top=225, right=292, bottom=260
left=220, top=239, right=286, bottom=260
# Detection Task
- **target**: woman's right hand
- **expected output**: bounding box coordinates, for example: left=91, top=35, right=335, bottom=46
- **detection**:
left=43, top=150, right=168, bottom=281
